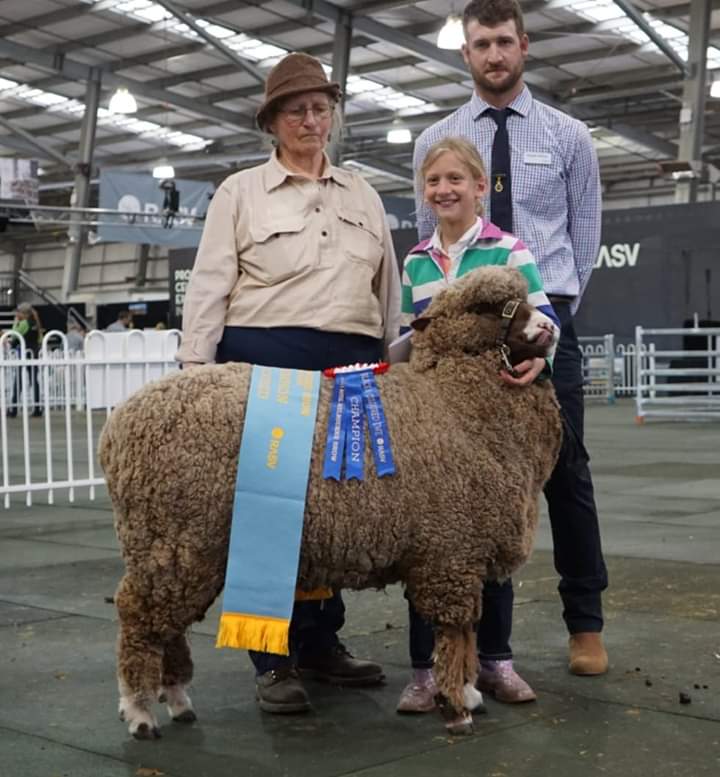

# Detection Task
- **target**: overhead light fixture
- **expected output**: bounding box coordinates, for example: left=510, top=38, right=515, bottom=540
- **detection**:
left=108, top=87, right=137, bottom=114
left=711, top=77, right=720, bottom=99
left=387, top=127, right=412, bottom=144
left=437, top=16, right=464, bottom=50
left=152, top=164, right=175, bottom=179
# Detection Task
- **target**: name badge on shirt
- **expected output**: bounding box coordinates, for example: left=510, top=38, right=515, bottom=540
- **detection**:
left=523, top=151, right=552, bottom=165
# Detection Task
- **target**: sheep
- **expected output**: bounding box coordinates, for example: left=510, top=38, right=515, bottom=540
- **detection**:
left=99, top=265, right=563, bottom=740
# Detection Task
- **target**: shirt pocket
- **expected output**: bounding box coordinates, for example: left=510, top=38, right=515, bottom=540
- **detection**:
left=247, top=216, right=311, bottom=284
left=338, top=208, right=383, bottom=272
left=514, top=153, right=565, bottom=217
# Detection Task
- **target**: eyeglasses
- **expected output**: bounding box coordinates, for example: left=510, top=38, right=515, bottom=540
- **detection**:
left=278, top=104, right=333, bottom=124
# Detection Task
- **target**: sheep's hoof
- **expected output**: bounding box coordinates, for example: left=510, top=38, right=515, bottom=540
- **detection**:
left=445, top=713, right=474, bottom=736
left=172, top=709, right=197, bottom=724
left=132, top=722, right=161, bottom=740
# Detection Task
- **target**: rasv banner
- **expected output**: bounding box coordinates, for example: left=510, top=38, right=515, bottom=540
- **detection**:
left=98, top=171, right=213, bottom=247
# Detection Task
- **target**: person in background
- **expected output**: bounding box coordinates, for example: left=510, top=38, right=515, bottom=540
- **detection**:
left=66, top=320, right=85, bottom=352
left=396, top=136, right=559, bottom=713
left=106, top=310, right=132, bottom=332
left=8, top=301, right=43, bottom=417
left=177, top=52, right=401, bottom=714
left=413, top=0, right=608, bottom=678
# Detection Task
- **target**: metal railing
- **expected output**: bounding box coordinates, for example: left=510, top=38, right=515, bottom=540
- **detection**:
left=579, top=335, right=616, bottom=403
left=634, top=325, right=720, bottom=422
left=579, top=339, right=653, bottom=399
left=0, top=329, right=181, bottom=507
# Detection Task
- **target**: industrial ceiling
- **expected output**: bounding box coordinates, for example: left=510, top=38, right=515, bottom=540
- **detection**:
left=1, top=0, right=719, bottom=201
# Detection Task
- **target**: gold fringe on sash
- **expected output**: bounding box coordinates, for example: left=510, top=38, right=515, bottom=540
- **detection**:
left=294, top=587, right=333, bottom=601
left=216, top=612, right=290, bottom=655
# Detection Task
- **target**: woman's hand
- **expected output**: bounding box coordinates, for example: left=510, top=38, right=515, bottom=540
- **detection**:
left=500, top=357, right=546, bottom=387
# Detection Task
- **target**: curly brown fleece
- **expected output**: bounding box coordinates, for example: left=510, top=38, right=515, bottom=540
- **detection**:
left=101, top=266, right=562, bottom=719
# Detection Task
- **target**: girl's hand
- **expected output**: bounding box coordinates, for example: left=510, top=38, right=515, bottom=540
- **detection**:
left=500, top=357, right=546, bottom=387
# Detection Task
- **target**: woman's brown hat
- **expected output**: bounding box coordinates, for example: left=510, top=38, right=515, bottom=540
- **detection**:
left=256, top=52, right=341, bottom=131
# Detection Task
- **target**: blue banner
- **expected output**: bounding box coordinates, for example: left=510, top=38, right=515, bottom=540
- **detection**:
left=98, top=171, right=213, bottom=247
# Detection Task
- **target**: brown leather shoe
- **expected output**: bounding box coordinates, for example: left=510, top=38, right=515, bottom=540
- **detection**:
left=568, top=632, right=608, bottom=676
left=255, top=667, right=311, bottom=713
left=298, top=645, right=385, bottom=686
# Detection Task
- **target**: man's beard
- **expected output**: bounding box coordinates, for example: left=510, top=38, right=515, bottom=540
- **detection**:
left=470, top=61, right=524, bottom=94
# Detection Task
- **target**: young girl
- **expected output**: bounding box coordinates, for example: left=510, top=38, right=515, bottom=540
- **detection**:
left=396, top=136, right=560, bottom=713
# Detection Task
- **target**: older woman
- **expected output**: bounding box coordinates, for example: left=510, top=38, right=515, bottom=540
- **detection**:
left=177, top=52, right=401, bottom=714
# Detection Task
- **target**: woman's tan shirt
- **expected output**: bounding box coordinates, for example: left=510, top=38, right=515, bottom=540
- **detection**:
left=177, top=151, right=402, bottom=364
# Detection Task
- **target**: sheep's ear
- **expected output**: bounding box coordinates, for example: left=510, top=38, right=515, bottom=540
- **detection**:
left=411, top=316, right=433, bottom=332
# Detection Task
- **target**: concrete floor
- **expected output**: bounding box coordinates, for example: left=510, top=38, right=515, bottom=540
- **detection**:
left=0, top=399, right=718, bottom=777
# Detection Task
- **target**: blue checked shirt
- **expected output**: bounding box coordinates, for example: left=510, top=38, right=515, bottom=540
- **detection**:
left=413, top=86, right=601, bottom=313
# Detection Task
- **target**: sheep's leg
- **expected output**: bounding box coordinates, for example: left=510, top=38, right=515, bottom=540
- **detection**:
left=116, top=576, right=163, bottom=739
left=117, top=631, right=163, bottom=739
left=461, top=626, right=483, bottom=714
left=160, top=633, right=196, bottom=724
left=433, top=625, right=474, bottom=735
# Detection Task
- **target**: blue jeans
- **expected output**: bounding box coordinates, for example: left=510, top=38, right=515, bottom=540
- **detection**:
left=215, top=325, right=384, bottom=674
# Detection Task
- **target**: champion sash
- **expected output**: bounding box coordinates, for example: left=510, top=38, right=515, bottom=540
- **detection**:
left=216, top=366, right=320, bottom=655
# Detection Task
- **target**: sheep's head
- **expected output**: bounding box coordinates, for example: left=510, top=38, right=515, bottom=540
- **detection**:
left=409, top=266, right=558, bottom=372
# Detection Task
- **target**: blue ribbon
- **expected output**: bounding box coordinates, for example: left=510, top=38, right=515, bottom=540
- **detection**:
left=322, top=374, right=346, bottom=480
left=323, top=368, right=395, bottom=480
left=344, top=372, right=366, bottom=481
left=361, top=370, right=396, bottom=477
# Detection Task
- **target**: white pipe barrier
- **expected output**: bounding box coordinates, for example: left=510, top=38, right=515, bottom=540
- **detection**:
left=578, top=335, right=616, bottom=404
left=0, top=329, right=181, bottom=507
left=634, top=325, right=720, bottom=422
left=579, top=340, right=652, bottom=399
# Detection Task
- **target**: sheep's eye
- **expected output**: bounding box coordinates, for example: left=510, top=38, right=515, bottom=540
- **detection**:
left=469, top=304, right=496, bottom=316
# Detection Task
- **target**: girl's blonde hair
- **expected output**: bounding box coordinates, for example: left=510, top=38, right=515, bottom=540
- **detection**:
left=419, top=137, right=488, bottom=215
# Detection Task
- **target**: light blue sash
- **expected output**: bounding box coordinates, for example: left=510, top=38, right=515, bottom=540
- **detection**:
left=216, top=366, right=320, bottom=655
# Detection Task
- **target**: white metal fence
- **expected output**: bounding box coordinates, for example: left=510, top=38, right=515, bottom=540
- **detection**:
left=579, top=335, right=616, bottom=403
left=634, top=325, right=720, bottom=422
left=579, top=338, right=650, bottom=401
left=0, top=329, right=180, bottom=507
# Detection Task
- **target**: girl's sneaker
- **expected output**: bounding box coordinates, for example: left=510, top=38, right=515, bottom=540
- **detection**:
left=396, top=668, right=437, bottom=713
left=475, top=659, right=537, bottom=703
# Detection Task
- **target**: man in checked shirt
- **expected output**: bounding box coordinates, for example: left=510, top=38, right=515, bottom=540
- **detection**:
left=411, top=0, right=609, bottom=692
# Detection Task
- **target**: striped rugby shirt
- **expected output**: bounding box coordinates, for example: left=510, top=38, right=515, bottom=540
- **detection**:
left=401, top=216, right=560, bottom=361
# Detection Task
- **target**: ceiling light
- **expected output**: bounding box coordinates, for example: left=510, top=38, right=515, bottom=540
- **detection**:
left=437, top=16, right=464, bottom=50
left=108, top=87, right=137, bottom=114
left=152, top=164, right=175, bottom=179
left=387, top=127, right=412, bottom=144
left=711, top=77, right=720, bottom=99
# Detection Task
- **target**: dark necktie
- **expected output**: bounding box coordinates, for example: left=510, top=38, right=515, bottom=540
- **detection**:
left=486, top=108, right=513, bottom=233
